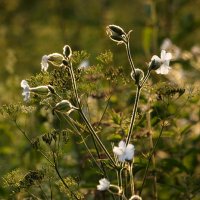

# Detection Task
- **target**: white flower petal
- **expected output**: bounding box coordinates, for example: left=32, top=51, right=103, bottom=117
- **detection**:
left=118, top=154, right=126, bottom=162
left=21, top=80, right=29, bottom=89
left=165, top=52, right=172, bottom=60
left=160, top=50, right=167, bottom=60
left=113, top=146, right=124, bottom=156
left=97, top=178, right=110, bottom=191
left=41, top=55, right=49, bottom=71
left=118, top=140, right=126, bottom=149
left=156, top=65, right=170, bottom=74
left=151, top=55, right=161, bottom=62
left=125, top=144, right=135, bottom=160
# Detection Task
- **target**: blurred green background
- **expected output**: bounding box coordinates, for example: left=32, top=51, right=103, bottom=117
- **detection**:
left=0, top=0, right=200, bottom=199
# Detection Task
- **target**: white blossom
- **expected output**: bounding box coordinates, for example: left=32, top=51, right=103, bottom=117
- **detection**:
left=20, top=80, right=30, bottom=101
left=113, top=141, right=135, bottom=162
left=41, top=55, right=49, bottom=71
left=150, top=50, right=172, bottom=74
left=97, top=178, right=110, bottom=191
left=78, top=60, right=89, bottom=69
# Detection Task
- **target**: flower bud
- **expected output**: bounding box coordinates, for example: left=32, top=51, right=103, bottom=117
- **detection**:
left=47, top=85, right=56, bottom=95
left=109, top=185, right=122, bottom=195
left=129, top=195, right=142, bottom=200
left=30, top=86, right=50, bottom=95
left=106, top=25, right=127, bottom=44
left=131, top=69, right=144, bottom=85
left=63, top=45, right=72, bottom=58
left=48, top=53, right=64, bottom=67
left=53, top=100, right=76, bottom=114
left=148, top=58, right=161, bottom=71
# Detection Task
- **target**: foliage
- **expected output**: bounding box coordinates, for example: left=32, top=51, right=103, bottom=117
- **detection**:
left=0, top=0, right=200, bottom=200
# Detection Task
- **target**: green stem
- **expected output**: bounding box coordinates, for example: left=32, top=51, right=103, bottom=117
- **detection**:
left=139, top=123, right=165, bottom=196
left=79, top=110, right=117, bottom=167
left=147, top=109, right=158, bottom=200
left=68, top=61, right=117, bottom=168
left=62, top=113, right=106, bottom=175
left=52, top=152, right=80, bottom=200
left=129, top=162, right=135, bottom=196
left=126, top=86, right=141, bottom=145
left=125, top=41, right=136, bottom=75
left=140, top=70, right=151, bottom=88
left=14, top=120, right=55, bottom=167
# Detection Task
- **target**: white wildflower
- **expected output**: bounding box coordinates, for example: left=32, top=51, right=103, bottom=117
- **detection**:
left=41, top=55, right=49, bottom=71
left=78, top=60, right=89, bottom=69
left=21, top=80, right=30, bottom=102
left=150, top=50, right=172, bottom=74
left=113, top=140, right=135, bottom=162
left=97, top=178, right=110, bottom=191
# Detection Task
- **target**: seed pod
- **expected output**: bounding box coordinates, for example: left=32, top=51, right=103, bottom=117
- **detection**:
left=63, top=45, right=72, bottom=58
left=131, top=69, right=144, bottom=85
left=148, top=58, right=161, bottom=70
left=53, top=100, right=75, bottom=114
left=48, top=53, right=64, bottom=66
left=106, top=24, right=127, bottom=44
left=30, top=86, right=49, bottom=95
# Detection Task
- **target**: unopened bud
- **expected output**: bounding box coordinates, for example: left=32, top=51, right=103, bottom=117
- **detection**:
left=106, top=25, right=127, bottom=44
left=63, top=45, right=72, bottom=58
left=148, top=57, right=161, bottom=71
left=48, top=53, right=64, bottom=66
left=129, top=195, right=142, bottom=200
left=109, top=185, right=122, bottom=195
left=53, top=100, right=77, bottom=114
left=47, top=85, right=56, bottom=95
left=30, top=86, right=50, bottom=95
left=131, top=69, right=144, bottom=84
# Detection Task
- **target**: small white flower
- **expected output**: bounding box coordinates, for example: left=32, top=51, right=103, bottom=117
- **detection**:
left=78, top=60, right=89, bottom=69
left=41, top=55, right=49, bottom=71
left=150, top=50, right=172, bottom=74
left=21, top=80, right=30, bottom=101
left=113, top=141, right=135, bottom=162
left=97, top=178, right=110, bottom=191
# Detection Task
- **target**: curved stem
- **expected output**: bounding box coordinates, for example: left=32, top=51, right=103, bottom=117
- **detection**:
left=52, top=152, right=80, bottom=200
left=126, top=86, right=141, bottom=145
left=125, top=41, right=136, bottom=75
left=14, top=120, right=55, bottom=167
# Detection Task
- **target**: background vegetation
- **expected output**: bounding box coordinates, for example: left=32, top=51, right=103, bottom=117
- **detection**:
left=0, top=0, right=200, bottom=199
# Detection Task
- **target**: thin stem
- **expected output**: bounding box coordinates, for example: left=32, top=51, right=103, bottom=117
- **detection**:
left=129, top=162, right=135, bottom=196
left=79, top=110, right=117, bottom=167
left=14, top=120, right=55, bottom=167
left=38, top=184, right=48, bottom=200
left=61, top=113, right=105, bottom=175
left=125, top=41, right=136, bottom=75
left=49, top=178, right=53, bottom=200
left=126, top=86, right=141, bottom=145
left=147, top=109, right=158, bottom=200
left=52, top=152, right=80, bottom=200
left=68, top=61, right=117, bottom=168
left=140, top=70, right=151, bottom=88
left=139, top=123, right=165, bottom=196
